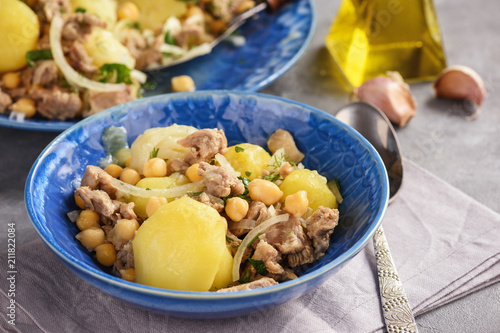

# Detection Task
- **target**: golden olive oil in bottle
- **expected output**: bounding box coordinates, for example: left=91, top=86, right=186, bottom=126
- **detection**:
left=325, top=0, right=447, bottom=87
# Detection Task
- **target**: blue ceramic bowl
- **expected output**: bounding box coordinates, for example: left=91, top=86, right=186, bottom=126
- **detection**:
left=25, top=91, right=389, bottom=319
left=1, top=0, right=315, bottom=132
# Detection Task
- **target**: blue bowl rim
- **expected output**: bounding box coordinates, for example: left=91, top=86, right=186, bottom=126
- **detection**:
left=25, top=90, right=389, bottom=301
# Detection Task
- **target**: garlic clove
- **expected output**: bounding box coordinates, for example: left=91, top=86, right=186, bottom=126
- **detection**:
left=352, top=72, right=416, bottom=127
left=432, top=65, right=486, bottom=115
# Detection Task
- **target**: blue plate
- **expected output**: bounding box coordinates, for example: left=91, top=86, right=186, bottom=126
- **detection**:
left=0, top=0, right=315, bottom=132
left=25, top=91, right=389, bottom=319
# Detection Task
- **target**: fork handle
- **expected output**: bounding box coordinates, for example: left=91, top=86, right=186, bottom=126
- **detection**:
left=374, top=225, right=419, bottom=332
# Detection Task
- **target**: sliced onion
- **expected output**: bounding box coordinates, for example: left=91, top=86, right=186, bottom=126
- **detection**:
left=214, top=153, right=240, bottom=177
left=184, top=13, right=204, bottom=26
left=267, top=147, right=285, bottom=172
left=225, top=35, right=246, bottom=47
left=131, top=70, right=147, bottom=84
left=162, top=16, right=182, bottom=36
left=160, top=43, right=212, bottom=67
left=67, top=210, right=81, bottom=223
left=327, top=180, right=344, bottom=204
left=231, top=213, right=289, bottom=282
left=8, top=111, right=25, bottom=122
left=50, top=15, right=127, bottom=92
left=299, top=217, right=307, bottom=229
left=267, top=204, right=276, bottom=217
left=114, top=179, right=205, bottom=201
left=229, top=218, right=256, bottom=231
left=32, top=60, right=56, bottom=85
left=160, top=43, right=186, bottom=57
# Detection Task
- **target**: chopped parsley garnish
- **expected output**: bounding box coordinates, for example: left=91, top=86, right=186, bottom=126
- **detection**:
left=247, top=233, right=260, bottom=248
left=234, top=146, right=245, bottom=153
left=238, top=176, right=250, bottom=188
left=245, top=171, right=252, bottom=177
left=222, top=176, right=251, bottom=204
left=149, top=147, right=159, bottom=159
left=26, top=49, right=53, bottom=67
left=97, top=63, right=133, bottom=84
left=141, top=81, right=157, bottom=91
left=128, top=21, right=141, bottom=30
left=164, top=31, right=176, bottom=45
left=145, top=188, right=151, bottom=191
left=248, top=258, right=267, bottom=275
left=75, top=7, right=86, bottom=13
left=238, top=270, right=251, bottom=284
left=263, top=173, right=281, bottom=183
left=225, top=235, right=234, bottom=243
left=60, top=80, right=78, bottom=93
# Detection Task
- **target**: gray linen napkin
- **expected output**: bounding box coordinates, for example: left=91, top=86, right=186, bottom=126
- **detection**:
left=1, top=159, right=499, bottom=332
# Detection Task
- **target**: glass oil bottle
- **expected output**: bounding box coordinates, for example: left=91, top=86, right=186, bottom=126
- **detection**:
left=325, top=0, right=447, bottom=88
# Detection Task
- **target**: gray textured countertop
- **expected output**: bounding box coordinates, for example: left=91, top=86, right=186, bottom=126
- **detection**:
left=1, top=0, right=499, bottom=331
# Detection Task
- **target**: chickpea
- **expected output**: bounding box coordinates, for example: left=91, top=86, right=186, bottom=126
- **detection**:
left=143, top=157, right=167, bottom=178
left=75, top=227, right=105, bottom=251
left=203, top=12, right=214, bottom=24
left=125, top=155, right=131, bottom=167
left=76, top=209, right=100, bottom=231
left=104, top=164, right=123, bottom=178
left=95, top=243, right=117, bottom=267
left=284, top=190, right=309, bottom=217
left=2, top=72, right=21, bottom=89
left=120, top=268, right=135, bottom=282
left=117, top=2, right=139, bottom=21
left=10, top=98, right=36, bottom=118
left=186, top=6, right=203, bottom=18
left=209, top=19, right=226, bottom=35
left=145, top=196, right=168, bottom=217
left=74, top=191, right=86, bottom=209
left=236, top=1, right=255, bottom=14
left=120, top=167, right=141, bottom=185
left=185, top=163, right=202, bottom=182
left=110, top=219, right=140, bottom=247
left=171, top=75, right=195, bottom=92
left=248, top=179, right=283, bottom=205
left=225, top=197, right=249, bottom=222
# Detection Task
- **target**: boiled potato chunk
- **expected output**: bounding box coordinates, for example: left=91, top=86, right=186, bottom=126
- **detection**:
left=0, top=0, right=39, bottom=72
left=131, top=173, right=189, bottom=219
left=279, top=169, right=337, bottom=211
left=82, top=28, right=135, bottom=69
left=129, top=125, right=197, bottom=174
left=70, top=0, right=117, bottom=26
left=133, top=197, right=228, bottom=291
left=210, top=247, right=234, bottom=290
left=223, top=143, right=271, bottom=180
left=118, top=0, right=187, bottom=30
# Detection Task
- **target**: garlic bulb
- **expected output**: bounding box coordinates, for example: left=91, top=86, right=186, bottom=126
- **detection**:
left=432, top=65, right=486, bottom=118
left=352, top=72, right=416, bottom=127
